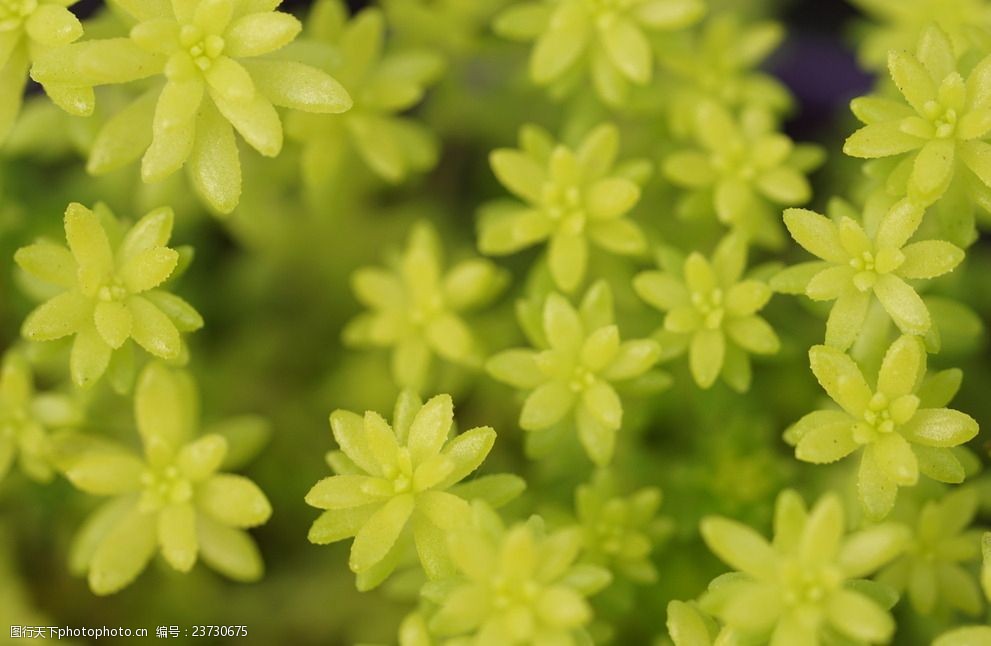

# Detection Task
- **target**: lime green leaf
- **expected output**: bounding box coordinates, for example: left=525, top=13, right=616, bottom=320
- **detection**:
left=408, top=394, right=453, bottom=463
left=69, top=322, right=113, bottom=387
left=349, top=493, right=414, bottom=573
left=700, top=516, right=776, bottom=579
left=22, top=290, right=91, bottom=341
left=901, top=409, right=979, bottom=447
left=14, top=242, right=77, bottom=288
left=197, top=514, right=264, bottom=582
left=839, top=524, right=910, bottom=578
left=898, top=240, right=964, bottom=279
left=88, top=508, right=156, bottom=595
left=248, top=59, right=351, bottom=113
left=188, top=101, right=241, bottom=214
left=795, top=420, right=858, bottom=464
left=909, top=138, right=955, bottom=203
left=915, top=445, right=965, bottom=483
left=158, top=503, right=197, bottom=572
left=601, top=340, right=660, bottom=381
left=809, top=345, right=870, bottom=416
left=197, top=474, right=272, bottom=528
left=725, top=316, right=779, bottom=354
left=827, top=589, right=895, bottom=643
left=634, top=271, right=689, bottom=311
left=874, top=432, right=919, bottom=486
left=783, top=208, right=846, bottom=262
left=585, top=178, right=640, bottom=219
left=490, top=149, right=546, bottom=203
left=666, top=600, right=712, bottom=646
left=877, top=335, right=925, bottom=398
left=128, top=295, right=181, bottom=358
left=135, top=362, right=194, bottom=460
left=308, top=506, right=376, bottom=545
left=176, top=434, right=227, bottom=481
left=873, top=274, right=930, bottom=335
left=843, top=123, right=924, bottom=158
left=530, top=14, right=587, bottom=84
left=487, top=350, right=545, bottom=389
left=888, top=49, right=935, bottom=113
left=689, top=329, right=724, bottom=389
left=225, top=12, right=301, bottom=58
left=825, top=289, right=870, bottom=350
left=548, top=233, right=587, bottom=293
left=520, top=381, right=575, bottom=431
left=806, top=266, right=854, bottom=301
left=859, top=446, right=897, bottom=520
left=65, top=450, right=144, bottom=495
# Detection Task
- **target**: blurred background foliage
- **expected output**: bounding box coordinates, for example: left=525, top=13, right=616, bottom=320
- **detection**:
left=0, top=0, right=989, bottom=644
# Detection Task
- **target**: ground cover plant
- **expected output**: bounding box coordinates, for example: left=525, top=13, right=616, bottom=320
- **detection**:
left=1, top=0, right=990, bottom=644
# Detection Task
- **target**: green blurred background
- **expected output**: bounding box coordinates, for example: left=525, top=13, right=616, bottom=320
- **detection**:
left=1, top=0, right=990, bottom=644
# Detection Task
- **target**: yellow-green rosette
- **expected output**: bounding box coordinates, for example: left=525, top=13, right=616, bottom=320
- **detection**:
left=487, top=281, right=661, bottom=466
left=776, top=202, right=963, bottom=350
left=785, top=335, right=979, bottom=519
left=0, top=0, right=82, bottom=143
left=0, top=351, right=80, bottom=483
left=287, top=0, right=445, bottom=192
left=425, top=501, right=611, bottom=645
left=845, top=25, right=991, bottom=206
left=849, top=0, right=991, bottom=71
left=698, top=490, right=908, bottom=644
left=31, top=0, right=352, bottom=213
left=494, top=0, right=705, bottom=105
left=342, top=221, right=507, bottom=393
left=663, top=103, right=822, bottom=249
left=16, top=202, right=202, bottom=389
left=658, top=15, right=792, bottom=135
left=633, top=234, right=779, bottom=391
left=877, top=488, right=985, bottom=616
left=480, top=123, right=651, bottom=293
left=63, top=363, right=273, bottom=594
left=305, top=391, right=522, bottom=590
left=574, top=474, right=668, bottom=583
